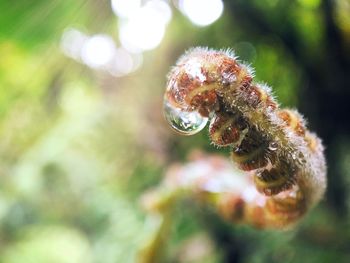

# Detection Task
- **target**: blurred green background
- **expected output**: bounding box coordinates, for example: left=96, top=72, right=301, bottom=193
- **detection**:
left=0, top=0, right=350, bottom=262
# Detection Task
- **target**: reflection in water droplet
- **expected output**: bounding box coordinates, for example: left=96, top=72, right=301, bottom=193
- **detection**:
left=163, top=97, right=208, bottom=135
left=268, top=141, right=278, bottom=151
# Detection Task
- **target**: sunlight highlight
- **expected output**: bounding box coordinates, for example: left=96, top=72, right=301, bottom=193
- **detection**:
left=81, top=35, right=116, bottom=68
left=60, top=28, right=88, bottom=60
left=179, top=0, right=224, bottom=27
left=117, top=0, right=172, bottom=52
left=111, top=0, right=141, bottom=18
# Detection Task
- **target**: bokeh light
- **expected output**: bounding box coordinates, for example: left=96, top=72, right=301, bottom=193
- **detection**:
left=119, top=19, right=165, bottom=53
left=179, top=0, right=224, bottom=27
left=111, top=0, right=141, bottom=18
left=107, top=48, right=137, bottom=76
left=145, top=0, right=172, bottom=24
left=60, top=28, right=143, bottom=77
left=60, top=28, right=88, bottom=60
left=81, top=35, right=116, bottom=69
left=118, top=1, right=171, bottom=52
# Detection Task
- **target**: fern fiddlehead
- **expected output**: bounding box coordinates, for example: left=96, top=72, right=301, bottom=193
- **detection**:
left=139, top=47, right=327, bottom=262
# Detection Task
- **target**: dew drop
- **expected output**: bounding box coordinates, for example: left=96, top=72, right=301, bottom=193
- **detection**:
left=268, top=141, right=278, bottom=151
left=163, top=97, right=208, bottom=136
left=222, top=72, right=237, bottom=85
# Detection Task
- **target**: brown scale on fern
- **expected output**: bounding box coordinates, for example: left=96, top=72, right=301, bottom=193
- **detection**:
left=146, top=47, right=326, bottom=232
left=253, top=160, right=297, bottom=196
left=277, top=109, right=306, bottom=136
left=209, top=112, right=247, bottom=146
left=230, top=129, right=272, bottom=171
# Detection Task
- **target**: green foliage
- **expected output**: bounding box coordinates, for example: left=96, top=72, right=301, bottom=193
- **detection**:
left=0, top=0, right=349, bottom=262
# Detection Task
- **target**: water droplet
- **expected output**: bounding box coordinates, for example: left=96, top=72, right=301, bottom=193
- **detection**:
left=268, top=141, right=278, bottom=151
left=163, top=97, right=208, bottom=136
left=267, top=105, right=274, bottom=112
left=168, top=82, right=186, bottom=106
left=222, top=72, right=237, bottom=84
